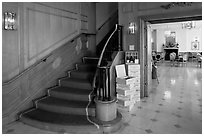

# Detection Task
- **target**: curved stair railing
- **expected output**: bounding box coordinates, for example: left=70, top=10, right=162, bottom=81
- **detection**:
left=92, top=24, right=123, bottom=101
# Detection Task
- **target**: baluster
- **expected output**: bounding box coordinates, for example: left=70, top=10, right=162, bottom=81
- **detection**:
left=104, top=67, right=110, bottom=100
left=118, top=25, right=123, bottom=51
left=98, top=68, right=103, bottom=100
left=107, top=67, right=110, bottom=100
left=102, top=68, right=106, bottom=101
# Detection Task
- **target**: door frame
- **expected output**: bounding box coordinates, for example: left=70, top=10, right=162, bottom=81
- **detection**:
left=138, top=11, right=202, bottom=99
left=139, top=18, right=152, bottom=98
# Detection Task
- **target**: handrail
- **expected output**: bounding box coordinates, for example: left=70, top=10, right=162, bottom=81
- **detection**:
left=97, top=24, right=118, bottom=67
left=3, top=32, right=90, bottom=86
left=97, top=10, right=118, bottom=31
left=92, top=24, right=119, bottom=96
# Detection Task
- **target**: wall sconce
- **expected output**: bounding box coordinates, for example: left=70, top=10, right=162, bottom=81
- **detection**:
left=4, top=12, right=17, bottom=30
left=128, top=22, right=137, bottom=34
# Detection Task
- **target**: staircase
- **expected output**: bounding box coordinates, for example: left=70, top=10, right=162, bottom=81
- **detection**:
left=19, top=56, right=122, bottom=134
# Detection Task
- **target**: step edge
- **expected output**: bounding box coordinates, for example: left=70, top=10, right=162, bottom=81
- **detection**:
left=20, top=115, right=102, bottom=134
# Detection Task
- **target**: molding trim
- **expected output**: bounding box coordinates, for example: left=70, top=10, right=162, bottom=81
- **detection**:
left=25, top=6, right=79, bottom=68
left=34, top=2, right=88, bottom=18
left=27, top=8, right=78, bottom=20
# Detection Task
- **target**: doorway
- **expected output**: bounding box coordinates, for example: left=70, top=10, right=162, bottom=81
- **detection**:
left=139, top=15, right=202, bottom=98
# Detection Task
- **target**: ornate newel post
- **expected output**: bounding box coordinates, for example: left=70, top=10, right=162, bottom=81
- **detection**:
left=94, top=66, right=117, bottom=122
left=95, top=98, right=117, bottom=121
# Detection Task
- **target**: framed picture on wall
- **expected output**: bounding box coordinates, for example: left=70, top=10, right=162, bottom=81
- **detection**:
left=191, top=41, right=199, bottom=50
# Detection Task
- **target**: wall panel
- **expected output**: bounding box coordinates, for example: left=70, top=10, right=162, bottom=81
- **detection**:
left=2, top=3, right=20, bottom=82
left=2, top=38, right=86, bottom=125
left=2, top=2, right=90, bottom=126
left=24, top=3, right=81, bottom=69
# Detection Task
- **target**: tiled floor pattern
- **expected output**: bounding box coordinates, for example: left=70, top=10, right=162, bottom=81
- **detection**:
left=116, top=62, right=202, bottom=134
left=2, top=62, right=202, bottom=134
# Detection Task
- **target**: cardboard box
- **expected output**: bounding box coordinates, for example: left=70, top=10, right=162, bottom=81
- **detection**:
left=116, top=84, right=136, bottom=90
left=128, top=70, right=140, bottom=77
left=135, top=98, right=140, bottom=102
left=117, top=94, right=135, bottom=101
left=116, top=77, right=136, bottom=85
left=135, top=91, right=140, bottom=95
left=135, top=88, right=140, bottom=92
left=117, top=99, right=132, bottom=106
left=115, top=64, right=137, bottom=85
left=116, top=88, right=135, bottom=96
left=127, top=64, right=140, bottom=78
left=133, top=95, right=140, bottom=100
left=135, top=78, right=140, bottom=83
left=128, top=71, right=140, bottom=77
left=127, top=64, right=140, bottom=70
left=134, top=83, right=140, bottom=89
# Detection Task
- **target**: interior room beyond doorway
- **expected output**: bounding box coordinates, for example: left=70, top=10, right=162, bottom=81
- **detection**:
left=150, top=20, right=202, bottom=66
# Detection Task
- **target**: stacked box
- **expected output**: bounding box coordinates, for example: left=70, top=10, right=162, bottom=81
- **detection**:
left=127, top=64, right=140, bottom=78
left=116, top=76, right=136, bottom=85
left=116, top=79, right=137, bottom=108
left=133, top=90, right=140, bottom=103
left=127, top=64, right=141, bottom=103
left=115, top=64, right=141, bottom=112
left=117, top=102, right=135, bottom=112
left=117, top=83, right=136, bottom=90
left=117, top=93, right=135, bottom=101
left=115, top=64, right=139, bottom=112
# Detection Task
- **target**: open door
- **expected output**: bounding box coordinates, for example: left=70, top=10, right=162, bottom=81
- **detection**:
left=140, top=19, right=152, bottom=97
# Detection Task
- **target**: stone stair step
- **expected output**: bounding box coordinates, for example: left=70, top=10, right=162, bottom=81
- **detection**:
left=36, top=97, right=95, bottom=116
left=76, top=63, right=97, bottom=71
left=20, top=109, right=101, bottom=134
left=60, top=78, right=92, bottom=90
left=49, top=86, right=92, bottom=101
left=70, top=70, right=94, bottom=80
left=83, top=57, right=99, bottom=64
left=89, top=112, right=123, bottom=133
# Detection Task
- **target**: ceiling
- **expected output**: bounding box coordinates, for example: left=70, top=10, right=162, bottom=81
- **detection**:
left=149, top=16, right=202, bottom=24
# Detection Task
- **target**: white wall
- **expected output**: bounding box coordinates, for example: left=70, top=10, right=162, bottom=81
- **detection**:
left=151, top=20, right=202, bottom=53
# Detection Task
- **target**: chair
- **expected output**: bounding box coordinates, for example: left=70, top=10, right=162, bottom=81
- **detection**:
left=152, top=62, right=159, bottom=84
left=188, top=52, right=193, bottom=62
left=192, top=52, right=198, bottom=62
left=152, top=55, right=157, bottom=64
left=160, top=52, right=165, bottom=63
left=174, top=55, right=181, bottom=67
left=182, top=53, right=188, bottom=66
left=196, top=53, right=202, bottom=68
left=170, top=52, right=176, bottom=66
left=156, top=54, right=161, bottom=63
left=177, top=55, right=184, bottom=66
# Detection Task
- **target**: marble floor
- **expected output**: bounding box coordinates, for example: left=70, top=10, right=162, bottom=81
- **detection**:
left=116, top=62, right=202, bottom=134
left=3, top=62, right=202, bottom=134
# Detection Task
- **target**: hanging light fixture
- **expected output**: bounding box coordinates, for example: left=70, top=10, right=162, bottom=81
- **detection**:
left=4, top=12, right=17, bottom=30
